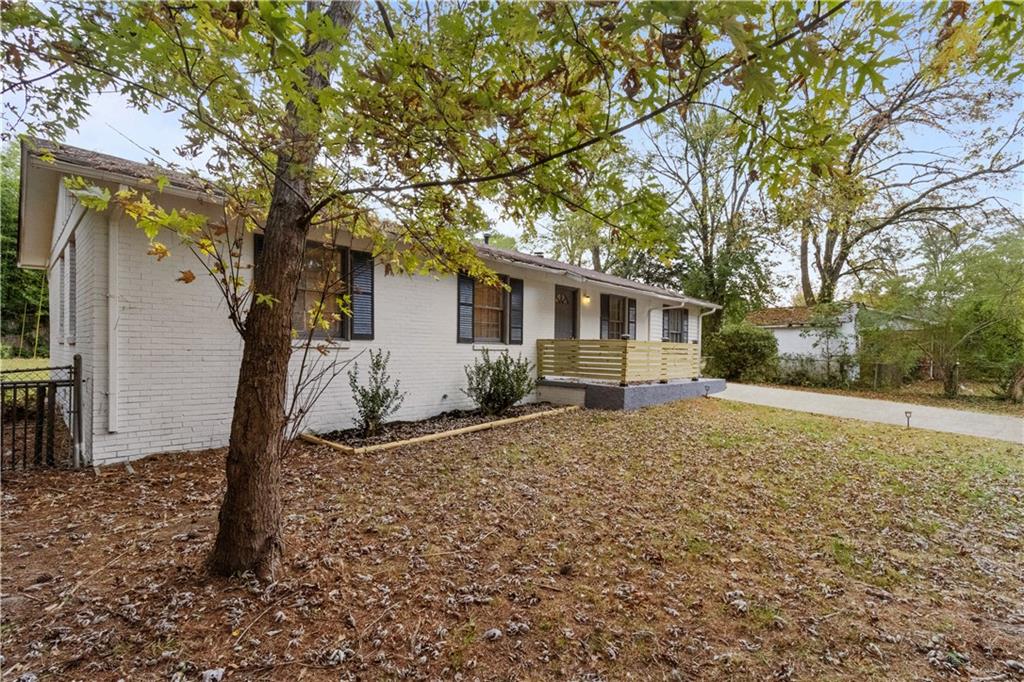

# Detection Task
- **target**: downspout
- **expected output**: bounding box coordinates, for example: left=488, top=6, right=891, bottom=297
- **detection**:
left=107, top=197, right=121, bottom=432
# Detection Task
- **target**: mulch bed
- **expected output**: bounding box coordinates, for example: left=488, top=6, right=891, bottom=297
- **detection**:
left=316, top=402, right=556, bottom=447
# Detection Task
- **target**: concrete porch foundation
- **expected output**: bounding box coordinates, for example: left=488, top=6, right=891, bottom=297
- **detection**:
left=537, top=378, right=726, bottom=410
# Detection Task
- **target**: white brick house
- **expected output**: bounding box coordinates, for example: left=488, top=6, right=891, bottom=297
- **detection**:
left=17, top=139, right=720, bottom=466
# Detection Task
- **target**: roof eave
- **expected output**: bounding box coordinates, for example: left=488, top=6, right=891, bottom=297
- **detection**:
left=479, top=250, right=719, bottom=306
left=16, top=142, right=35, bottom=269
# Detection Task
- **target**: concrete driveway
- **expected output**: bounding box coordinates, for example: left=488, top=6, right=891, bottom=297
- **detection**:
left=716, top=383, right=1024, bottom=444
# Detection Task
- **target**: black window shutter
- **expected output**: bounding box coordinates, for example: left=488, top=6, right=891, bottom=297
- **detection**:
left=253, top=233, right=263, bottom=262
left=600, top=294, right=610, bottom=339
left=627, top=298, right=636, bottom=339
left=457, top=273, right=475, bottom=343
left=509, top=278, right=524, bottom=344
left=682, top=308, right=690, bottom=342
left=350, top=250, right=374, bottom=340
left=662, top=307, right=669, bottom=341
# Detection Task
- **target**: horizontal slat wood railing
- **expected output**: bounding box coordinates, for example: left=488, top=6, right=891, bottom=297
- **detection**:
left=536, top=339, right=700, bottom=384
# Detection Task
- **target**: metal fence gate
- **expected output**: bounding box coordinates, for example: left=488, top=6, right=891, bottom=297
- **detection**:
left=0, top=355, right=82, bottom=470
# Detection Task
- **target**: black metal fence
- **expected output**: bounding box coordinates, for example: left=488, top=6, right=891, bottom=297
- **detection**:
left=1, top=355, right=82, bottom=470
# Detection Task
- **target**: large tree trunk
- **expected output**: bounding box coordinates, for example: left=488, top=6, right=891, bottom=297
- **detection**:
left=1005, top=364, right=1024, bottom=403
left=799, top=221, right=816, bottom=306
left=942, top=360, right=960, bottom=398
left=208, top=0, right=356, bottom=578
left=816, top=274, right=837, bottom=305
left=207, top=170, right=311, bottom=577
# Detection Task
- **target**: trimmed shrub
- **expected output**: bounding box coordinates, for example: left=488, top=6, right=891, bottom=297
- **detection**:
left=705, top=322, right=778, bottom=382
left=463, top=349, right=535, bottom=416
left=347, top=349, right=406, bottom=436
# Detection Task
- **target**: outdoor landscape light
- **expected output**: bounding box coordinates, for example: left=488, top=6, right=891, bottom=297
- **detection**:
left=905, top=410, right=912, bottom=429
left=704, top=385, right=710, bottom=398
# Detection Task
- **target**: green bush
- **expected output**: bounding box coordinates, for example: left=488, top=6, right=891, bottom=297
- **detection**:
left=776, top=353, right=821, bottom=387
left=347, top=349, right=406, bottom=436
left=705, top=322, right=778, bottom=382
left=777, top=352, right=854, bottom=388
left=463, top=349, right=535, bottom=416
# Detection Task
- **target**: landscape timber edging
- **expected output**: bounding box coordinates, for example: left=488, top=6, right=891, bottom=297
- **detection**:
left=299, top=405, right=581, bottom=455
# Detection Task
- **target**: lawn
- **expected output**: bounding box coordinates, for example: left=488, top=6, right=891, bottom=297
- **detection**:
left=0, top=356, right=50, bottom=372
left=765, top=379, right=1023, bottom=417
left=2, top=400, right=1022, bottom=680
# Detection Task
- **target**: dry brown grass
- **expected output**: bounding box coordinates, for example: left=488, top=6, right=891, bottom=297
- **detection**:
left=2, top=399, right=1022, bottom=680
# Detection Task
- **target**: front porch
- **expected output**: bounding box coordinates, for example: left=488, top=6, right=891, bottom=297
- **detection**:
left=535, top=339, right=726, bottom=409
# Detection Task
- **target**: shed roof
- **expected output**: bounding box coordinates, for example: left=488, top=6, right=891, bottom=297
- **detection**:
left=746, top=305, right=828, bottom=327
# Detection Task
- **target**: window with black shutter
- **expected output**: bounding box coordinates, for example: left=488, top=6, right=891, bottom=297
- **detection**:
left=254, top=235, right=373, bottom=341
left=473, top=278, right=506, bottom=342
left=457, top=274, right=523, bottom=344
left=663, top=307, right=689, bottom=342
left=295, top=242, right=348, bottom=338
left=600, top=294, right=635, bottom=339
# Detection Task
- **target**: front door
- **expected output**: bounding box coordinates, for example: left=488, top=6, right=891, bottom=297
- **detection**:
left=554, top=286, right=578, bottom=339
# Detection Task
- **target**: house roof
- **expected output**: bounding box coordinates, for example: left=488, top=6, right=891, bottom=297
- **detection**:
left=18, top=137, right=225, bottom=269
left=477, top=243, right=719, bottom=308
left=746, top=305, right=835, bottom=327
left=21, top=137, right=215, bottom=194
left=16, top=138, right=720, bottom=309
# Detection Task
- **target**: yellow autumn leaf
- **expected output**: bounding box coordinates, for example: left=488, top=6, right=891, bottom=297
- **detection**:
left=147, top=242, right=170, bottom=261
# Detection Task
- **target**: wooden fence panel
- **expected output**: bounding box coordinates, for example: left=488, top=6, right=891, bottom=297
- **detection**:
left=538, top=340, right=700, bottom=384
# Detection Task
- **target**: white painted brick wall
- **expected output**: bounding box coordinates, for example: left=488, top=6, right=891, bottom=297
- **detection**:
left=55, top=186, right=703, bottom=465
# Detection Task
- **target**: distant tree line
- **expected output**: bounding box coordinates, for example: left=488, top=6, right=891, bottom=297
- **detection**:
left=1, top=144, right=48, bottom=359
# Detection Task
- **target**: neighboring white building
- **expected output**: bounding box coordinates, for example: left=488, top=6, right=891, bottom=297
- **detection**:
left=746, top=303, right=918, bottom=381
left=747, top=304, right=860, bottom=357
left=17, top=139, right=720, bottom=466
